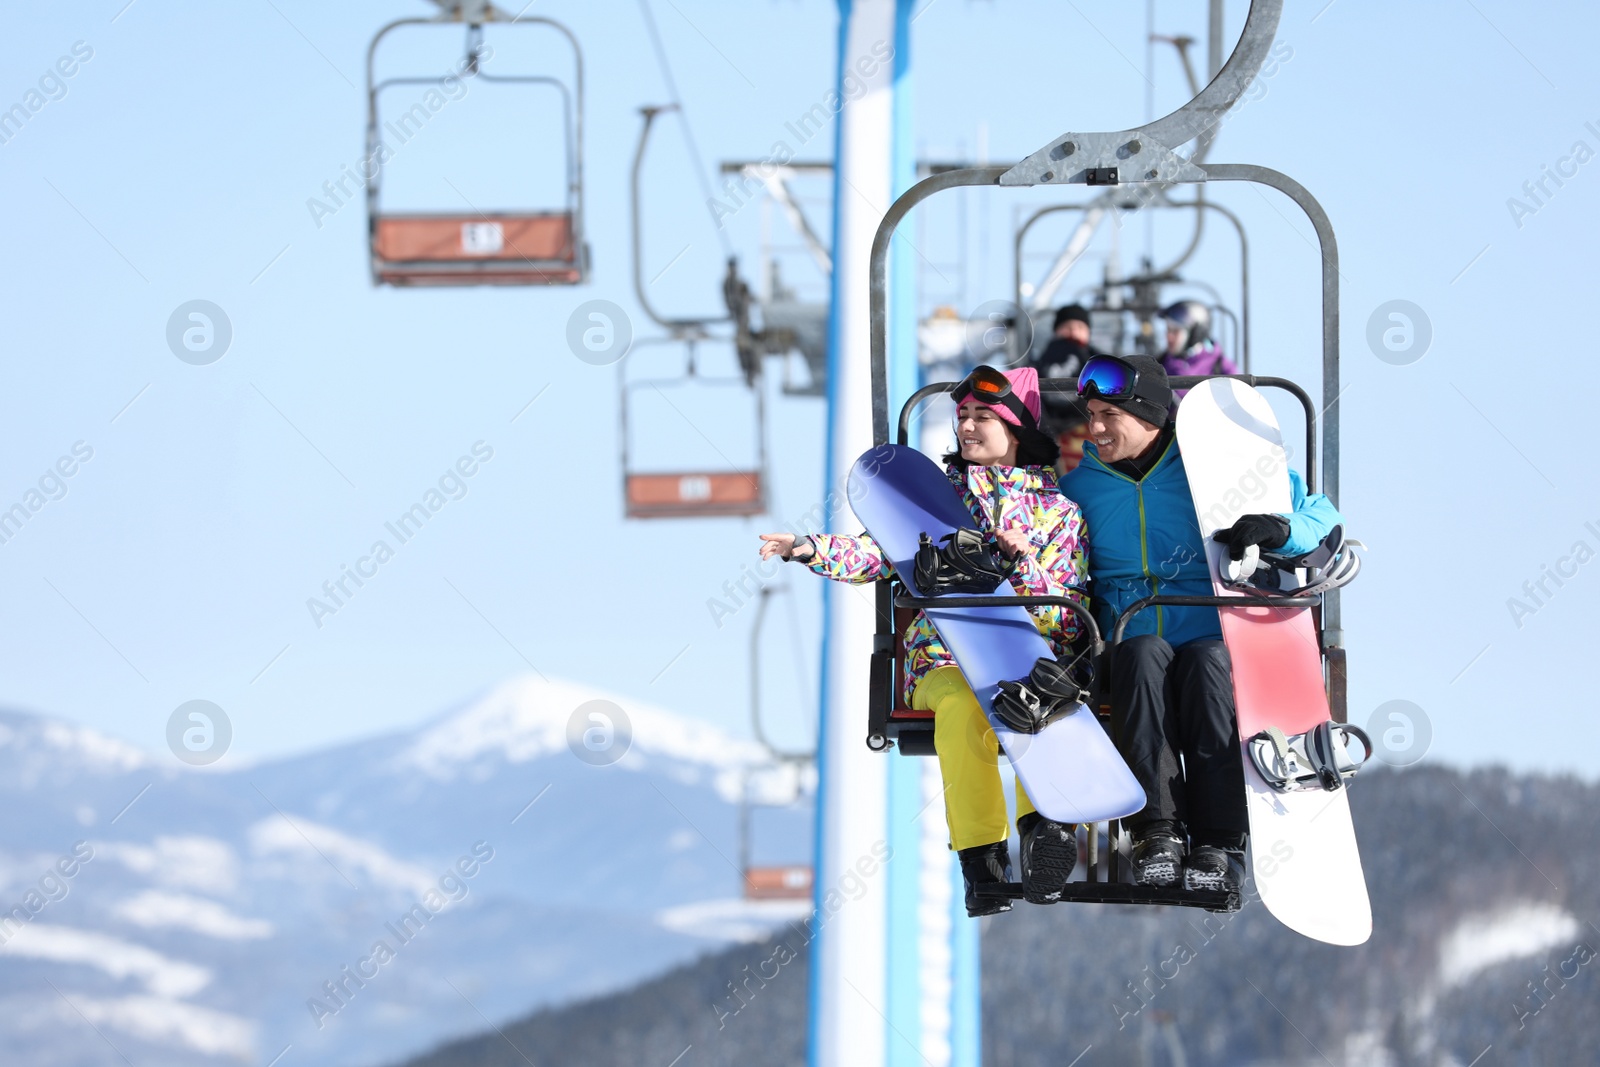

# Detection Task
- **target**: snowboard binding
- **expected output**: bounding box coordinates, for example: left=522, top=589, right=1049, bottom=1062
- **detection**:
left=1247, top=721, right=1373, bottom=793
left=912, top=528, right=1018, bottom=596
left=992, top=652, right=1094, bottom=734
left=1224, top=524, right=1364, bottom=599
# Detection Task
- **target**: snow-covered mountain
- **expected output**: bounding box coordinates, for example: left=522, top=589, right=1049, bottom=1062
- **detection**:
left=0, top=677, right=813, bottom=1067
left=397, top=764, right=1600, bottom=1067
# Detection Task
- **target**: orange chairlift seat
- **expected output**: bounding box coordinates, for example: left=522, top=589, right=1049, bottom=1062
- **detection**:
left=365, top=10, right=588, bottom=286
left=617, top=103, right=779, bottom=519
left=744, top=865, right=814, bottom=901
left=619, top=339, right=767, bottom=520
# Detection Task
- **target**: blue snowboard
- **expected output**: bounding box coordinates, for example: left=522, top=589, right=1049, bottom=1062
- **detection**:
left=847, top=444, right=1145, bottom=825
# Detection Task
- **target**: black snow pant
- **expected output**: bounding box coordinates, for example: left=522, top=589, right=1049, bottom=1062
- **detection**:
left=1109, top=634, right=1248, bottom=848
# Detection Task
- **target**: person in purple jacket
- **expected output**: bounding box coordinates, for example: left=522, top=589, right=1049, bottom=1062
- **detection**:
left=1159, top=300, right=1238, bottom=381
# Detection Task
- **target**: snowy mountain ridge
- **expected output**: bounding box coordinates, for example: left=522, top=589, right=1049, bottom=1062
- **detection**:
left=0, top=711, right=155, bottom=778
left=394, top=674, right=803, bottom=802
left=404, top=765, right=1600, bottom=1067
left=0, top=674, right=814, bottom=1067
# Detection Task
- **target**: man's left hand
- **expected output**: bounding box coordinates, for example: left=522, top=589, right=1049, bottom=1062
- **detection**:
left=1211, top=514, right=1291, bottom=561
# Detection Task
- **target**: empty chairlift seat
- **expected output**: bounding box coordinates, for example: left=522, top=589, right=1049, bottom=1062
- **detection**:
left=619, top=341, right=769, bottom=520
left=624, top=470, right=764, bottom=519
left=365, top=12, right=589, bottom=287
left=743, top=865, right=814, bottom=901
left=372, top=212, right=583, bottom=286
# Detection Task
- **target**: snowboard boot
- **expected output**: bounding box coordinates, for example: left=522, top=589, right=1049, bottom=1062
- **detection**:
left=1184, top=845, right=1246, bottom=893
left=957, top=840, right=1014, bottom=918
left=1129, top=826, right=1185, bottom=887
left=1017, top=813, right=1077, bottom=905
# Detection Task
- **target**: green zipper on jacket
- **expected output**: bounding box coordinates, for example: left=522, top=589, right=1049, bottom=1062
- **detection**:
left=1136, top=481, right=1162, bottom=635
left=1087, top=437, right=1177, bottom=639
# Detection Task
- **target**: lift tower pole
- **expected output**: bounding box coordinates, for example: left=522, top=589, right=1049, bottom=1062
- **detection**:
left=811, top=3, right=927, bottom=1067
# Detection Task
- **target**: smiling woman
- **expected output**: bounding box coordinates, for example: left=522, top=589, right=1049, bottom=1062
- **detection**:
left=758, top=365, right=1091, bottom=916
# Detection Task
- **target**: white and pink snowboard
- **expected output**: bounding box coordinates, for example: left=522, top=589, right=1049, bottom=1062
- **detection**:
left=1175, top=378, right=1371, bottom=946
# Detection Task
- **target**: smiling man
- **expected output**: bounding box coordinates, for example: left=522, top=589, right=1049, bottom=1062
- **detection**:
left=1061, top=355, right=1343, bottom=893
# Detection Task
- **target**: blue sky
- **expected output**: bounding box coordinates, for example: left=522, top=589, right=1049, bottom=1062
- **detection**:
left=1, top=0, right=1596, bottom=777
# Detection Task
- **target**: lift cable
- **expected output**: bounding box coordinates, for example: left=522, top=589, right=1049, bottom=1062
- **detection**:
left=634, top=0, right=736, bottom=259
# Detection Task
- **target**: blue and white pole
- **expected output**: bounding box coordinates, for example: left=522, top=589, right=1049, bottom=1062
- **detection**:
left=813, top=3, right=977, bottom=1067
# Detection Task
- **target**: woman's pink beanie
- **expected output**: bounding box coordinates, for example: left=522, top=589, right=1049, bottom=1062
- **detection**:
left=956, top=366, right=1041, bottom=429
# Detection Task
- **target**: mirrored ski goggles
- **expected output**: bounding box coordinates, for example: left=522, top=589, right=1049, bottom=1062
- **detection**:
left=1076, top=354, right=1140, bottom=401
left=951, top=365, right=1035, bottom=429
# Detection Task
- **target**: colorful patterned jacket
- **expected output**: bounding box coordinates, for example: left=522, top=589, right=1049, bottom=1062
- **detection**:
left=803, top=463, right=1089, bottom=703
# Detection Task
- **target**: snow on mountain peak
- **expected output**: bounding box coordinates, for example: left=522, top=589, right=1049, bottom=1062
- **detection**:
left=248, top=816, right=437, bottom=897
left=100, top=837, right=241, bottom=895
left=393, top=675, right=791, bottom=802
left=113, top=890, right=274, bottom=940
left=1437, top=900, right=1582, bottom=989
left=69, top=994, right=256, bottom=1059
left=0, top=712, right=151, bottom=775
left=0, top=923, right=211, bottom=997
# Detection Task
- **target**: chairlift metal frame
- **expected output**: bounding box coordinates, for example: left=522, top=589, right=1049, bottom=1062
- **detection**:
left=365, top=5, right=588, bottom=286
left=715, top=157, right=1024, bottom=399
left=862, top=0, right=1345, bottom=910
left=1009, top=10, right=1246, bottom=371
left=618, top=107, right=769, bottom=520
left=1011, top=194, right=1251, bottom=371
left=618, top=337, right=768, bottom=519
left=739, top=585, right=815, bottom=900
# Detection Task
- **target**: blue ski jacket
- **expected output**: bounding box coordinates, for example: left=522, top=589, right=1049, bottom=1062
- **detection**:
left=1061, top=437, right=1343, bottom=648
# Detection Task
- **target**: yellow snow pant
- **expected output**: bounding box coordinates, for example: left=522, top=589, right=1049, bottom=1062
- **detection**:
left=913, top=664, right=1037, bottom=851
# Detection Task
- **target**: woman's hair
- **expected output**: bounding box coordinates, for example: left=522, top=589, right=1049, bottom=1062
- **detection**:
left=943, top=421, right=1060, bottom=470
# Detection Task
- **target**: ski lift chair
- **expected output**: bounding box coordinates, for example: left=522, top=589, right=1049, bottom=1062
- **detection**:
left=869, top=371, right=1324, bottom=912
left=619, top=111, right=775, bottom=519
left=619, top=338, right=767, bottom=519
left=365, top=14, right=588, bottom=286
left=741, top=586, right=816, bottom=900
left=862, top=0, right=1348, bottom=912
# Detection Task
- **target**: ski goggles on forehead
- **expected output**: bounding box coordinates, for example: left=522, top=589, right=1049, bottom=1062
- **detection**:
left=1077, top=355, right=1140, bottom=401
left=951, top=365, right=1035, bottom=429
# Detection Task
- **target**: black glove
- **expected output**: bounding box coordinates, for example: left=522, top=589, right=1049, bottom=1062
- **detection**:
left=1211, top=514, right=1291, bottom=561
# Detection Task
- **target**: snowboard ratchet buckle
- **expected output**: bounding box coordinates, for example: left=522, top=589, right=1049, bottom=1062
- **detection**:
left=1247, top=721, right=1373, bottom=793
left=992, top=653, right=1094, bottom=734
left=912, top=528, right=1018, bottom=597
left=1226, top=524, right=1364, bottom=599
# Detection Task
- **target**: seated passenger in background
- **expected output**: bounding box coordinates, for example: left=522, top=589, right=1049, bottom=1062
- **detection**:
left=1028, top=304, right=1103, bottom=474
left=1159, top=300, right=1238, bottom=389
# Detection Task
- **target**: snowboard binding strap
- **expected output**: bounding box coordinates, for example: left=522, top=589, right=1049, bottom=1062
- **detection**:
left=913, top=528, right=1018, bottom=597
left=1226, top=524, right=1364, bottom=599
left=992, top=653, right=1094, bottom=734
left=1247, top=721, right=1373, bottom=793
